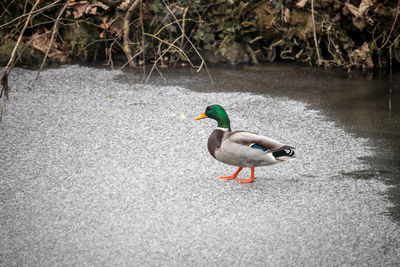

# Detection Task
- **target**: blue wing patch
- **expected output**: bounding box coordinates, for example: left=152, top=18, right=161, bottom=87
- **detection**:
left=251, top=144, right=267, bottom=151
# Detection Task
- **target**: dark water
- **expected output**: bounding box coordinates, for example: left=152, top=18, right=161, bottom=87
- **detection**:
left=119, top=63, right=400, bottom=221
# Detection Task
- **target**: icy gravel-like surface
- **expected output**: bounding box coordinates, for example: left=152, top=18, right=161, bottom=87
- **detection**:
left=1, top=65, right=399, bottom=266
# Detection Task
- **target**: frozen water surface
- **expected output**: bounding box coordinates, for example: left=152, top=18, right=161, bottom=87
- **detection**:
left=0, top=65, right=399, bottom=266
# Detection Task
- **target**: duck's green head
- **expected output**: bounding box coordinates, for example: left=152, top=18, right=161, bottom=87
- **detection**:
left=194, top=104, right=231, bottom=130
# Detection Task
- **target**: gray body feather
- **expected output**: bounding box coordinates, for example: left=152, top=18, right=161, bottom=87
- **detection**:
left=208, top=129, right=295, bottom=168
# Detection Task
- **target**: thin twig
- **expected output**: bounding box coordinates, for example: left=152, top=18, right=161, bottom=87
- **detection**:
left=118, top=50, right=143, bottom=70
left=145, top=35, right=182, bottom=84
left=390, top=33, right=400, bottom=49
left=1, top=0, right=41, bottom=121
left=153, top=18, right=197, bottom=37
left=154, top=65, right=167, bottom=83
left=380, top=0, right=400, bottom=49
left=180, top=7, right=188, bottom=49
left=311, top=0, right=322, bottom=66
left=389, top=46, right=392, bottom=112
left=140, top=0, right=146, bottom=81
left=106, top=38, right=120, bottom=70
left=1, top=0, right=41, bottom=100
left=144, top=32, right=191, bottom=62
left=36, top=0, right=71, bottom=80
left=162, top=0, right=213, bottom=85
left=84, top=38, right=115, bottom=50
left=0, top=0, right=63, bottom=29
left=123, top=0, right=140, bottom=68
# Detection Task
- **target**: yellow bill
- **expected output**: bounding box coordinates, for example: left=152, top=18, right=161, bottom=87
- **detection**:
left=194, top=112, right=208, bottom=120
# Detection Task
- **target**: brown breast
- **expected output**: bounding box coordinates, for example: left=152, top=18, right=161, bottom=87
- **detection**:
left=207, top=129, right=225, bottom=158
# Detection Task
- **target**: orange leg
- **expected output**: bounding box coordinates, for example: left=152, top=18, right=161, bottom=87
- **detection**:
left=219, top=167, right=243, bottom=180
left=238, top=167, right=256, bottom=183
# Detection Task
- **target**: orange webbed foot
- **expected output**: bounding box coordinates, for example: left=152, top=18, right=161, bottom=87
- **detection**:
left=219, top=175, right=236, bottom=180
left=218, top=175, right=236, bottom=180
left=218, top=167, right=243, bottom=181
left=238, top=167, right=256, bottom=184
left=238, top=177, right=255, bottom=183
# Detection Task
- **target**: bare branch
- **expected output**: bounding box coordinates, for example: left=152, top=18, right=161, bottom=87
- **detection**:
left=1, top=0, right=41, bottom=100
left=0, top=0, right=41, bottom=121
left=380, top=0, right=400, bottom=49
left=140, top=0, right=146, bottom=80
left=161, top=0, right=213, bottom=85
left=145, top=35, right=182, bottom=84
left=311, top=0, right=322, bottom=66
left=0, top=0, right=63, bottom=29
left=36, top=0, right=71, bottom=80
left=123, top=0, right=140, bottom=68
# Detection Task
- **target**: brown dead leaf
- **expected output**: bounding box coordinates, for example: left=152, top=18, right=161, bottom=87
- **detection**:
left=68, top=1, right=97, bottom=19
left=100, top=16, right=111, bottom=30
left=93, top=0, right=109, bottom=10
left=28, top=32, right=56, bottom=54
left=50, top=52, right=67, bottom=63
left=99, top=13, right=124, bottom=36
left=26, top=32, right=67, bottom=63
left=349, top=42, right=374, bottom=70
left=109, top=14, right=124, bottom=36
left=282, top=7, right=290, bottom=23
left=117, top=0, right=131, bottom=11
left=296, top=0, right=307, bottom=8
left=344, top=0, right=374, bottom=31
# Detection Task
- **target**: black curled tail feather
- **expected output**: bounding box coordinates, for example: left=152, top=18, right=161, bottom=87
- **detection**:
left=272, top=148, right=295, bottom=159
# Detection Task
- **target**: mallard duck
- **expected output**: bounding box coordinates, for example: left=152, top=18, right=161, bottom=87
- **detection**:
left=194, top=105, right=295, bottom=183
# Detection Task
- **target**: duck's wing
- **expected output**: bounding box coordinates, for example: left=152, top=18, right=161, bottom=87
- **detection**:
left=228, top=131, right=295, bottom=153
